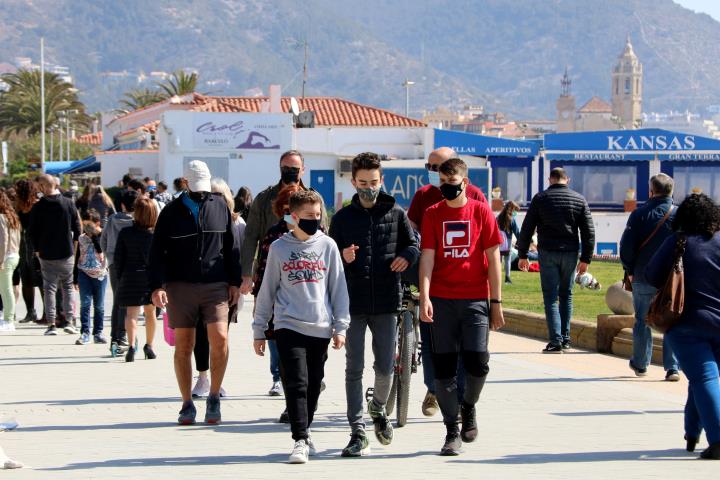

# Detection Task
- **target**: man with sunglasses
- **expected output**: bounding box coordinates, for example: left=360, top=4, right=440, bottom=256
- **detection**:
left=240, top=150, right=327, bottom=296
left=407, top=147, right=487, bottom=418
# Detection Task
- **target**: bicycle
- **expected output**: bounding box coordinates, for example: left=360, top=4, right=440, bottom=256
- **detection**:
left=366, top=283, right=421, bottom=427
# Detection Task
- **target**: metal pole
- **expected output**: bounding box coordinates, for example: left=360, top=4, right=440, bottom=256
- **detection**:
left=301, top=39, right=308, bottom=100
left=40, top=38, right=46, bottom=169
left=49, top=127, right=53, bottom=162
left=66, top=113, right=70, bottom=161
left=402, top=79, right=415, bottom=117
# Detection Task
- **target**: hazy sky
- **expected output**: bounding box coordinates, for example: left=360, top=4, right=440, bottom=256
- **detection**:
left=675, top=0, right=720, bottom=22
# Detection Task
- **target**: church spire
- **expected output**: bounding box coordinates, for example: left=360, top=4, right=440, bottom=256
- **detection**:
left=561, top=66, right=571, bottom=97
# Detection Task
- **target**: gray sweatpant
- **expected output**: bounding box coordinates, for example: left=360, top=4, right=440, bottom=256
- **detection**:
left=345, top=313, right=397, bottom=432
left=39, top=257, right=75, bottom=325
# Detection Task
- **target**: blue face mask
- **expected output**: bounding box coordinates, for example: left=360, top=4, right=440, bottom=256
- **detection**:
left=284, top=214, right=295, bottom=225
left=428, top=170, right=441, bottom=187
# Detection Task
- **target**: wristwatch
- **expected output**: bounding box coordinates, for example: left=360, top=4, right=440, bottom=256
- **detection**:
left=490, top=299, right=502, bottom=304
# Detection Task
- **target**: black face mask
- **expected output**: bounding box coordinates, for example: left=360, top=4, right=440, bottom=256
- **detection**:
left=439, top=182, right=464, bottom=201
left=281, top=166, right=300, bottom=185
left=297, top=218, right=321, bottom=236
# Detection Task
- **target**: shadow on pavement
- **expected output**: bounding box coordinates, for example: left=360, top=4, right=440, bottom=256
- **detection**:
left=487, top=376, right=628, bottom=384
left=552, top=410, right=682, bottom=417
left=40, top=450, right=441, bottom=470
left=450, top=448, right=694, bottom=464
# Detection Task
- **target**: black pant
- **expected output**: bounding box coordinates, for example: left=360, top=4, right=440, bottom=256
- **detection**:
left=108, top=264, right=127, bottom=342
left=275, top=328, right=330, bottom=441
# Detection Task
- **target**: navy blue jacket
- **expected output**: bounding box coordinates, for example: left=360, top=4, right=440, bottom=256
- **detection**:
left=619, top=196, right=675, bottom=284
left=646, top=232, right=720, bottom=333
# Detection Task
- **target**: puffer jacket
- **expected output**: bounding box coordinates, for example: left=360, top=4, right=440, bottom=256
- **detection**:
left=517, top=184, right=595, bottom=263
left=329, top=192, right=419, bottom=315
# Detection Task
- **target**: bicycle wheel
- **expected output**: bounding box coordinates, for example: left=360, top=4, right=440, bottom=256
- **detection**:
left=396, top=310, right=415, bottom=427
left=386, top=319, right=401, bottom=416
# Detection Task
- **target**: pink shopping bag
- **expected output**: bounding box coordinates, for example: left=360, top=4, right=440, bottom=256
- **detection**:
left=163, top=310, right=175, bottom=346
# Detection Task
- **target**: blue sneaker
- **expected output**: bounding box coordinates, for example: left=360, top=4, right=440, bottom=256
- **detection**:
left=178, top=401, right=197, bottom=425
left=205, top=395, right=221, bottom=424
left=75, top=332, right=90, bottom=345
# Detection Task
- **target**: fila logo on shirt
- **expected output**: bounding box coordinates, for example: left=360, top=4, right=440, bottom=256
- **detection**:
left=443, top=221, right=470, bottom=258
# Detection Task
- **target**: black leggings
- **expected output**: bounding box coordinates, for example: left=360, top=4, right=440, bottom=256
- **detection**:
left=274, top=328, right=329, bottom=441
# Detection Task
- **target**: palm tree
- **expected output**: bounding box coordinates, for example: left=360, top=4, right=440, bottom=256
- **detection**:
left=157, top=70, right=199, bottom=97
left=117, top=88, right=168, bottom=113
left=0, top=69, right=89, bottom=136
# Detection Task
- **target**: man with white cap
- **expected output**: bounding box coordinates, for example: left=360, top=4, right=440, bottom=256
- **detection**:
left=149, top=160, right=242, bottom=425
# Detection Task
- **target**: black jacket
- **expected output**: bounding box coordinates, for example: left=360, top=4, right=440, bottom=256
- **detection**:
left=115, top=224, right=154, bottom=305
left=329, top=192, right=419, bottom=315
left=517, top=184, right=596, bottom=263
left=28, top=194, right=81, bottom=260
left=149, top=192, right=241, bottom=291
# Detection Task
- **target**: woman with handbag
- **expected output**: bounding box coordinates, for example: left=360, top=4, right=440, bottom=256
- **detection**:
left=646, top=193, right=720, bottom=460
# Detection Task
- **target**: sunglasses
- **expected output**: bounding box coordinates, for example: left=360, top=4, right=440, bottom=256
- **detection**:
left=425, top=163, right=441, bottom=172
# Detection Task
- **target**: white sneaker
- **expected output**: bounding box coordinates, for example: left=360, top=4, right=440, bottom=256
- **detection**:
left=191, top=376, right=210, bottom=398
left=0, top=321, right=14, bottom=332
left=307, top=436, right=317, bottom=456
left=268, top=381, right=282, bottom=396
left=288, top=440, right=309, bottom=464
left=63, top=324, right=79, bottom=335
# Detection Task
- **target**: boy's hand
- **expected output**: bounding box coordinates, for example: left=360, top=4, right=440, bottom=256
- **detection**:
left=390, top=256, right=409, bottom=272
left=577, top=262, right=589, bottom=275
left=253, top=339, right=266, bottom=356
left=332, top=334, right=345, bottom=350
left=342, top=244, right=359, bottom=263
left=420, top=297, right=433, bottom=323
left=518, top=259, right=530, bottom=272
left=490, top=303, right=505, bottom=331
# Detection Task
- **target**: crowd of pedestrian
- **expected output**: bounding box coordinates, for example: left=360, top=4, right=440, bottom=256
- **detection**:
left=1, top=145, right=718, bottom=464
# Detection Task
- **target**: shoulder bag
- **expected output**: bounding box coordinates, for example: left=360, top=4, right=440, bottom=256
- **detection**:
left=646, top=235, right=686, bottom=333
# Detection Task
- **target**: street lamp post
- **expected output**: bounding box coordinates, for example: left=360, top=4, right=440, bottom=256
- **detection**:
left=402, top=79, right=415, bottom=118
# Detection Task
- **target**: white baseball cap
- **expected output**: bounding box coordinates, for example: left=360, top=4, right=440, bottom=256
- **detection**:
left=184, top=160, right=212, bottom=192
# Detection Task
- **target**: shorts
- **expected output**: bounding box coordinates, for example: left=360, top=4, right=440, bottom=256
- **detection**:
left=165, top=281, right=229, bottom=329
left=429, top=297, right=489, bottom=354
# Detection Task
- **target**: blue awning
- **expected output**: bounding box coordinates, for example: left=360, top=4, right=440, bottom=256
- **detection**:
left=434, top=129, right=539, bottom=157
left=42, top=156, right=99, bottom=175
left=63, top=156, right=99, bottom=174
left=544, top=128, right=720, bottom=161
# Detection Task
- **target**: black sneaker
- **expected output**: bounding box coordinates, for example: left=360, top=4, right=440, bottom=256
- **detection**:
left=367, top=399, right=393, bottom=446
left=665, top=370, right=680, bottom=382
left=542, top=343, right=563, bottom=354
left=43, top=325, right=58, bottom=336
left=561, top=340, right=571, bottom=350
left=440, top=424, right=462, bottom=456
left=341, top=430, right=371, bottom=457
left=278, top=408, right=290, bottom=424
left=205, top=395, right=221, bottom=424
left=629, top=361, right=648, bottom=377
left=460, top=402, right=478, bottom=443
left=178, top=400, right=197, bottom=425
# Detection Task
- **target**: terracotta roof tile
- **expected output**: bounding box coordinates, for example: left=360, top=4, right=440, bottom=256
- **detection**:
left=578, top=96, right=612, bottom=113
left=76, top=132, right=102, bottom=145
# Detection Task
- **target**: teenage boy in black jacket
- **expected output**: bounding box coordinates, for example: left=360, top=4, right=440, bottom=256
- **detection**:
left=149, top=160, right=241, bottom=426
left=330, top=152, right=419, bottom=457
left=29, top=174, right=81, bottom=336
left=516, top=167, right=595, bottom=353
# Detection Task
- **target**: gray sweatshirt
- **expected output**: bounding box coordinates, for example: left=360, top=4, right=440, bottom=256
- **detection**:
left=100, top=212, right=134, bottom=266
left=252, top=231, right=350, bottom=340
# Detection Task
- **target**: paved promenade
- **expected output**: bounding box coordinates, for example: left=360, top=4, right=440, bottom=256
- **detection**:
left=0, top=298, right=715, bottom=479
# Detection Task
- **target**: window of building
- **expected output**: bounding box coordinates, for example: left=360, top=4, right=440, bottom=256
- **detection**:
left=671, top=165, right=720, bottom=203
left=493, top=166, right=528, bottom=204
left=562, top=164, right=637, bottom=204
left=624, top=77, right=631, bottom=94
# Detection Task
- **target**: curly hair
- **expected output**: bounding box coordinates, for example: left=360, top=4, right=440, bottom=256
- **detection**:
left=14, top=179, right=39, bottom=213
left=0, top=191, right=20, bottom=231
left=672, top=193, right=720, bottom=237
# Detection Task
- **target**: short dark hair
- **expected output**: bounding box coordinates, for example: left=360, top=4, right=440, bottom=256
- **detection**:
left=351, top=152, right=382, bottom=178
left=550, top=167, right=568, bottom=181
left=650, top=173, right=673, bottom=197
left=120, top=189, right=139, bottom=212
left=289, top=189, right=322, bottom=213
left=83, top=208, right=102, bottom=224
left=439, top=158, right=468, bottom=178
left=157, top=181, right=168, bottom=191
left=122, top=174, right=132, bottom=186
left=128, top=179, right=146, bottom=193
left=173, top=177, right=186, bottom=192
left=672, top=193, right=720, bottom=237
left=133, top=196, right=158, bottom=230
left=280, top=149, right=304, bottom=165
